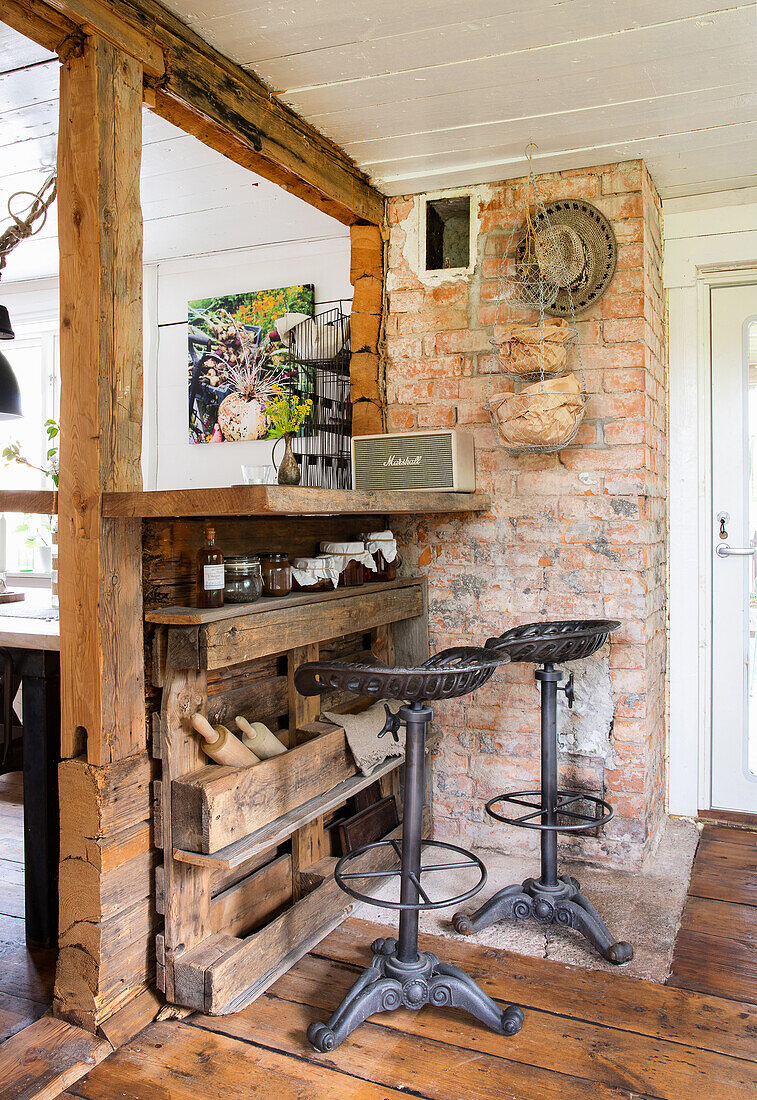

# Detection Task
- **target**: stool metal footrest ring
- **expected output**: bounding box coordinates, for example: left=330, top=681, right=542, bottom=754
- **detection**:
left=294, top=646, right=524, bottom=1051
left=486, top=789, right=614, bottom=832
left=335, top=838, right=487, bottom=911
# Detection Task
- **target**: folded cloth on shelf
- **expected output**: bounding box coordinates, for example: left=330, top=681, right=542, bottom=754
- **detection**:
left=323, top=698, right=404, bottom=776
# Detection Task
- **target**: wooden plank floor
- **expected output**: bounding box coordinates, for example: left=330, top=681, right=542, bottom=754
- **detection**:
left=0, top=772, right=55, bottom=1044
left=58, top=908, right=757, bottom=1100
left=669, top=824, right=757, bottom=1004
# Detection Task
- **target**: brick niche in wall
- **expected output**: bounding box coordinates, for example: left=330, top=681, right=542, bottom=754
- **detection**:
left=385, top=161, right=665, bottom=869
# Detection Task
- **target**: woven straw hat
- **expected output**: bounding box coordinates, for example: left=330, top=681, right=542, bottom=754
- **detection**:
left=518, top=200, right=617, bottom=316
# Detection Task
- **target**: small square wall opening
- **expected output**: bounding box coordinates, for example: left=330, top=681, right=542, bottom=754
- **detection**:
left=424, top=195, right=471, bottom=272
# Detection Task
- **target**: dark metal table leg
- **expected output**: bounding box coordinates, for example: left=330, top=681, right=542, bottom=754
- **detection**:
left=18, top=649, right=60, bottom=948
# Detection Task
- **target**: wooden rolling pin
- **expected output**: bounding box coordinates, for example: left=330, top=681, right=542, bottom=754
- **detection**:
left=191, top=713, right=260, bottom=767
left=235, top=716, right=287, bottom=759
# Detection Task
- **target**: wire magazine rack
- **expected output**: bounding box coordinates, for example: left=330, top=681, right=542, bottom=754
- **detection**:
left=284, top=305, right=353, bottom=489
left=484, top=147, right=588, bottom=455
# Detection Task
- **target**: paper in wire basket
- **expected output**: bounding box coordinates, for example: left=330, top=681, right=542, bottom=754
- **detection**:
left=486, top=373, right=588, bottom=455
left=485, top=145, right=588, bottom=453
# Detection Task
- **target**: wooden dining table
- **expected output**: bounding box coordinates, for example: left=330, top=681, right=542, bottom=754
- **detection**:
left=0, top=591, right=60, bottom=948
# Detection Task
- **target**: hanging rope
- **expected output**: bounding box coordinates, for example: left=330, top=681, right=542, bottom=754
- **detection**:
left=0, top=173, right=57, bottom=278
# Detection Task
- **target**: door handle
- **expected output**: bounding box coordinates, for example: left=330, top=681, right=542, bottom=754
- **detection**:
left=716, top=544, right=756, bottom=557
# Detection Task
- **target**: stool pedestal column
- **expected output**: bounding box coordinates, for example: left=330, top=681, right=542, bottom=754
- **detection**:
left=453, top=657, right=633, bottom=965
left=306, top=699, right=524, bottom=1052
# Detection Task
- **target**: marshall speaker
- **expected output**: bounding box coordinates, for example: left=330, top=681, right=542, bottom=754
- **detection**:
left=351, top=429, right=476, bottom=492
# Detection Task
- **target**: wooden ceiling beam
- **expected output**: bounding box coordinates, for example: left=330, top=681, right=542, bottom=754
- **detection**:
left=5, top=0, right=384, bottom=226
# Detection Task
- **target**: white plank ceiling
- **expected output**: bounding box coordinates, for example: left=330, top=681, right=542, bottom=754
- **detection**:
left=0, top=23, right=346, bottom=281
left=160, top=0, right=757, bottom=197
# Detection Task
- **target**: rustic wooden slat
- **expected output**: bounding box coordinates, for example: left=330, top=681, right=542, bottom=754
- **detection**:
left=171, top=726, right=354, bottom=853
left=688, top=835, right=757, bottom=907
left=223, top=953, right=757, bottom=1100
left=669, top=825, right=757, bottom=1004
left=172, top=755, right=402, bottom=871
left=96, top=986, right=162, bottom=1048
left=249, top=951, right=757, bottom=1100
left=145, top=576, right=422, bottom=627
left=62, top=1019, right=413, bottom=1100
left=318, top=918, right=757, bottom=1064
left=195, top=992, right=640, bottom=1100
left=104, top=485, right=491, bottom=519
left=200, top=584, right=424, bottom=669
left=669, top=928, right=757, bottom=1004
left=160, top=667, right=212, bottom=1004
left=196, top=834, right=402, bottom=1016
left=0, top=1015, right=112, bottom=1100
left=677, top=894, right=757, bottom=949
left=210, top=854, right=292, bottom=939
left=0, top=491, right=57, bottom=516
left=288, top=643, right=323, bottom=901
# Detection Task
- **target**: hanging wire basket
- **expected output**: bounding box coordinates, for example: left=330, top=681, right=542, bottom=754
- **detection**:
left=486, top=383, right=588, bottom=455
left=486, top=146, right=588, bottom=454
left=492, top=319, right=576, bottom=383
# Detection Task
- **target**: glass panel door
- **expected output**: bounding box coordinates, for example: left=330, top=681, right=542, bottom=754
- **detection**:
left=711, top=283, right=757, bottom=812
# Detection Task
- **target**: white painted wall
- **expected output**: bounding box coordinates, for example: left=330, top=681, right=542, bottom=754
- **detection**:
left=665, top=187, right=757, bottom=816
left=148, top=234, right=352, bottom=490
left=1, top=111, right=353, bottom=490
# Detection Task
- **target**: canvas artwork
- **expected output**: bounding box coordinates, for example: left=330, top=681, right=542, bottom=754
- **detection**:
left=187, top=283, right=314, bottom=444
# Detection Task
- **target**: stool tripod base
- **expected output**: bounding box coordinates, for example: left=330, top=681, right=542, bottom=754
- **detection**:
left=307, top=937, right=524, bottom=1052
left=453, top=876, right=633, bottom=965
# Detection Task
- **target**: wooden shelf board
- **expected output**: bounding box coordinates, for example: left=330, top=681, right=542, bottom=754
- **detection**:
left=0, top=490, right=57, bottom=515
left=103, top=484, right=491, bottom=519
left=146, top=576, right=420, bottom=626
left=173, top=754, right=402, bottom=871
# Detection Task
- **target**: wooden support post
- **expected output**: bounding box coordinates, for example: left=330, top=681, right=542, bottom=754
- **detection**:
left=55, top=30, right=150, bottom=1029
left=58, top=30, right=145, bottom=765
left=350, top=223, right=385, bottom=436
left=160, top=668, right=212, bottom=1002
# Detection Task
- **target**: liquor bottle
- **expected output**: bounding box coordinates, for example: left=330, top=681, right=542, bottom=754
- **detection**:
left=197, top=526, right=224, bottom=608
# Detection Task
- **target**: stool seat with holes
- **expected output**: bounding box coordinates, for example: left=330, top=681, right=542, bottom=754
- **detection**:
left=452, top=620, right=634, bottom=965
left=294, top=647, right=525, bottom=1052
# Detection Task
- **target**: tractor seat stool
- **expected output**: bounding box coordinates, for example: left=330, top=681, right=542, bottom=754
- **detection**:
left=452, top=620, right=634, bottom=965
left=294, top=647, right=525, bottom=1052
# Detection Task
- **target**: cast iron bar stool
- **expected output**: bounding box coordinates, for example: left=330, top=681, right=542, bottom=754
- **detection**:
left=295, top=647, right=525, bottom=1052
left=452, top=620, right=633, bottom=965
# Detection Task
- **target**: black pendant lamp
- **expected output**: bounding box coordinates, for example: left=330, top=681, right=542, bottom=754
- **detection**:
left=0, top=304, right=21, bottom=420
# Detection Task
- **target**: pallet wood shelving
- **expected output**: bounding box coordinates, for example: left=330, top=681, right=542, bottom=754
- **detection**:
left=153, top=575, right=429, bottom=1016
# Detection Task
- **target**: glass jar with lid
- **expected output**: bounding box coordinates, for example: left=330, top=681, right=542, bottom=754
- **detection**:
left=320, top=541, right=369, bottom=588
left=223, top=555, right=263, bottom=604
left=259, top=553, right=292, bottom=596
left=362, top=531, right=400, bottom=582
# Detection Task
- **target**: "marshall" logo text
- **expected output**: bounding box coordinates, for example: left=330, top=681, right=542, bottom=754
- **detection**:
left=382, top=454, right=423, bottom=467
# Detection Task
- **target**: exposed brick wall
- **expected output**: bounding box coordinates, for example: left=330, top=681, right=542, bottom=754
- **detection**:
left=385, top=161, right=666, bottom=869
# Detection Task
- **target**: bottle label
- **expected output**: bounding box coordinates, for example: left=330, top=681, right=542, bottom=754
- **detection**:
left=203, top=564, right=225, bottom=590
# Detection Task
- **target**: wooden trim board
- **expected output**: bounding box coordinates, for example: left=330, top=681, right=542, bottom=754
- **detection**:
left=173, top=755, right=401, bottom=870
left=172, top=726, right=355, bottom=853
left=104, top=485, right=491, bottom=518
left=146, top=577, right=421, bottom=627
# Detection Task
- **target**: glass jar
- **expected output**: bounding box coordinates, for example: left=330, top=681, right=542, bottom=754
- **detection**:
left=260, top=553, right=292, bottom=596
left=291, top=557, right=328, bottom=591
left=320, top=541, right=367, bottom=588
left=362, top=532, right=400, bottom=582
left=339, top=558, right=365, bottom=587
left=223, top=555, right=263, bottom=603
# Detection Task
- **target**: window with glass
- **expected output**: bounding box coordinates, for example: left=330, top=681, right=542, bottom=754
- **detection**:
left=0, top=324, right=59, bottom=576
